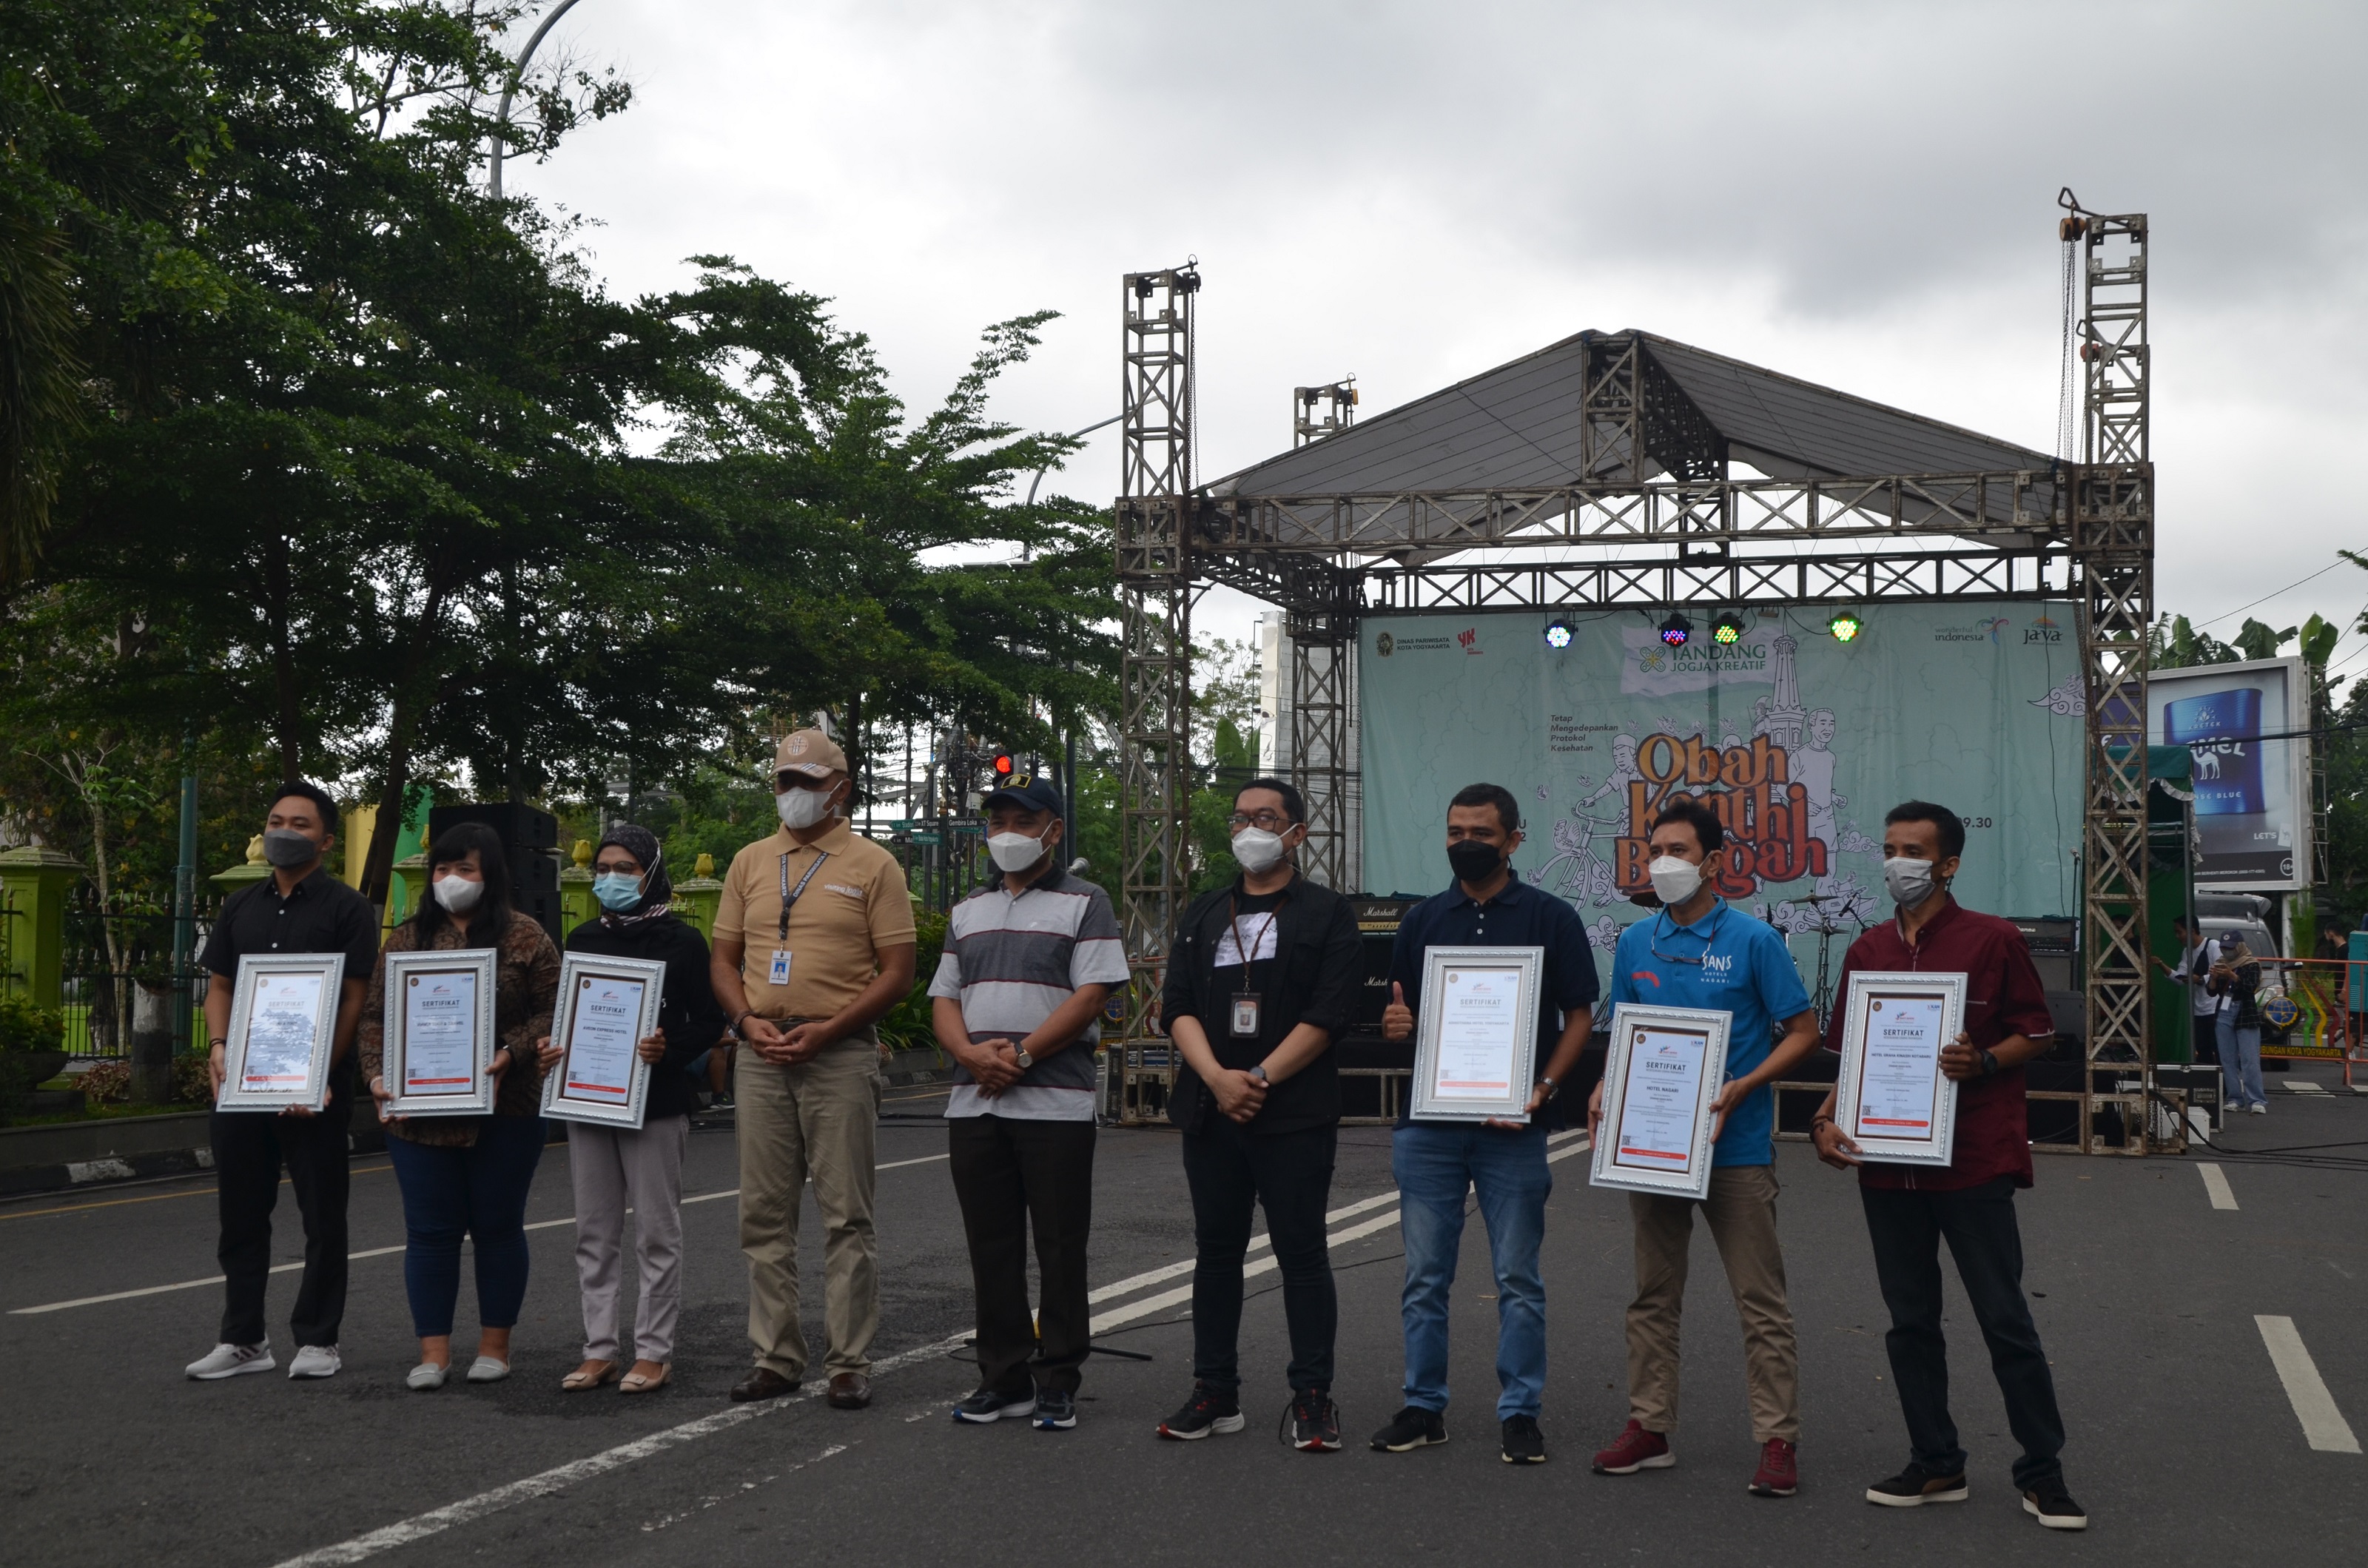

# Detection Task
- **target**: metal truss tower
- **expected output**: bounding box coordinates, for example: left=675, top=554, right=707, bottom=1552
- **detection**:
left=2068, top=200, right=2160, bottom=1152
left=1111, top=265, right=1198, bottom=1123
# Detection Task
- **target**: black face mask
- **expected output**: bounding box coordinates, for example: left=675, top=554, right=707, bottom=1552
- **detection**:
left=1447, top=838, right=1503, bottom=885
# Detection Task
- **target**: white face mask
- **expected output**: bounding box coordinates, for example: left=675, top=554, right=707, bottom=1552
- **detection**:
left=1883, top=856, right=1939, bottom=908
left=988, top=829, right=1050, bottom=873
left=1649, top=854, right=1703, bottom=906
left=431, top=872, right=484, bottom=913
left=1231, top=826, right=1290, bottom=875
left=776, top=784, right=838, bottom=830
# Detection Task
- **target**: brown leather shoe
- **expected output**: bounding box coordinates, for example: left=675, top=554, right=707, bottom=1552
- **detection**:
left=827, top=1372, right=872, bottom=1410
left=729, top=1367, right=799, bottom=1404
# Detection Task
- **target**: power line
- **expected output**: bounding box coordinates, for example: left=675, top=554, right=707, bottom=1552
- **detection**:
left=2190, top=558, right=2353, bottom=631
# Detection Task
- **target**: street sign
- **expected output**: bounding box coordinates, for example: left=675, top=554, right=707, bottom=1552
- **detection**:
left=907, top=832, right=942, bottom=846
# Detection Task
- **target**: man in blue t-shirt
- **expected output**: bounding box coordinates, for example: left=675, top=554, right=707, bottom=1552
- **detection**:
left=1587, top=796, right=1817, bottom=1499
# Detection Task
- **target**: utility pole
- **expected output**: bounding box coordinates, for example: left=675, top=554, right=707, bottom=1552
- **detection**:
left=171, top=730, right=198, bottom=1062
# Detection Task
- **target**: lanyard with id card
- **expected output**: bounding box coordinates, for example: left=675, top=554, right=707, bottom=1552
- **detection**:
left=1223, top=894, right=1285, bottom=1038
left=767, top=850, right=828, bottom=988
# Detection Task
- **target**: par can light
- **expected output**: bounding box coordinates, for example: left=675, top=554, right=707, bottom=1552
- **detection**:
left=1544, top=620, right=1574, bottom=650
left=1711, top=610, right=1747, bottom=646
left=1827, top=610, right=1863, bottom=644
left=1658, top=612, right=1692, bottom=648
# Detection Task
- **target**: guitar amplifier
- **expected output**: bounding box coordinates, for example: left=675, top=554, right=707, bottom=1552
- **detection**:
left=1348, top=895, right=1417, bottom=1031
left=2011, top=916, right=2077, bottom=994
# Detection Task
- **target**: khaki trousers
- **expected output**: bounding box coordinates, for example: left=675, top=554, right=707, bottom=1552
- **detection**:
left=569, top=1115, right=689, bottom=1363
left=1625, top=1163, right=1800, bottom=1443
left=736, top=1032, right=883, bottom=1379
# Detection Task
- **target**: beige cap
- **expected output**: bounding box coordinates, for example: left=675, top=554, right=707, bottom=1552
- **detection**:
left=773, top=728, right=848, bottom=779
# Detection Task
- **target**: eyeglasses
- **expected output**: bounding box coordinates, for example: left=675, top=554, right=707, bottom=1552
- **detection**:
left=1228, top=812, right=1293, bottom=831
left=1649, top=906, right=1725, bottom=966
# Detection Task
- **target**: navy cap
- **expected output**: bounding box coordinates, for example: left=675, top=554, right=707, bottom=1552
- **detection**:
left=983, top=771, right=1064, bottom=816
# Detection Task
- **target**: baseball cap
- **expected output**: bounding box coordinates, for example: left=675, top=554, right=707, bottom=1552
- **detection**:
left=773, top=728, right=848, bottom=779
left=983, top=771, right=1064, bottom=815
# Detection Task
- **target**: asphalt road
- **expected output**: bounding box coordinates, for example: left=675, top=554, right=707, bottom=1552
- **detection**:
left=4, top=1073, right=2366, bottom=1568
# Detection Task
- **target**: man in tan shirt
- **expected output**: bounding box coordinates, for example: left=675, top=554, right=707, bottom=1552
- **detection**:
left=711, top=729, right=917, bottom=1410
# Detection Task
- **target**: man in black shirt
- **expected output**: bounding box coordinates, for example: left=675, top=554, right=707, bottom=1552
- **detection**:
left=186, top=782, right=382, bottom=1382
left=1160, top=777, right=1362, bottom=1451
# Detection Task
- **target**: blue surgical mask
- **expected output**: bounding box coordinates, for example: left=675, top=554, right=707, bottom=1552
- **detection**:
left=593, top=871, right=643, bottom=912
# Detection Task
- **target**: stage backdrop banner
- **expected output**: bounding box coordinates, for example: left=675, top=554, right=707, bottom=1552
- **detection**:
left=2145, top=656, right=2310, bottom=890
left=1359, top=604, right=2085, bottom=979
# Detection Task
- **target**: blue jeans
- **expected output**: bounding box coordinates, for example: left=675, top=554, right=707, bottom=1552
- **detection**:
left=2217, top=1015, right=2265, bottom=1108
left=385, top=1116, right=547, bottom=1338
left=1392, top=1121, right=1551, bottom=1420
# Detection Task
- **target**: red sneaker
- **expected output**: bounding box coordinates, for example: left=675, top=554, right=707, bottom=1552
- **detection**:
left=1749, top=1437, right=1799, bottom=1497
left=1591, top=1420, right=1675, bottom=1474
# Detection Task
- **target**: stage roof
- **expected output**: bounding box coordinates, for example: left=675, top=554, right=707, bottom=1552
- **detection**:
left=1205, top=330, right=2054, bottom=500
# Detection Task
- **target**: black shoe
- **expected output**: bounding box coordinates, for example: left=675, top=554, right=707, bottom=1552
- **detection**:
left=2022, top=1482, right=2088, bottom=1530
left=951, top=1386, right=1036, bottom=1424
left=1866, top=1462, right=1969, bottom=1507
left=1369, top=1404, right=1447, bottom=1452
left=1501, top=1414, right=1547, bottom=1464
left=1157, top=1382, right=1244, bottom=1440
left=1033, top=1388, right=1077, bottom=1430
left=1287, top=1388, right=1342, bottom=1452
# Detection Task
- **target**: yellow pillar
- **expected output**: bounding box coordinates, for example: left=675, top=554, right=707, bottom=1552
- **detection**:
left=0, top=847, right=85, bottom=1010
left=559, top=838, right=595, bottom=938
left=673, top=853, right=723, bottom=942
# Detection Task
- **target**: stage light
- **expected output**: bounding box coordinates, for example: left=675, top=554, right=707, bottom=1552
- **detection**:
left=1828, top=610, right=1863, bottom=644
left=1712, top=611, right=1746, bottom=646
left=1543, top=620, right=1573, bottom=650
left=1658, top=613, right=1692, bottom=648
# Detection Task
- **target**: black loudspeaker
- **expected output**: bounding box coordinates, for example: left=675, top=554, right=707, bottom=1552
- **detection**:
left=1347, top=895, right=1419, bottom=1032
left=2011, top=917, right=2077, bottom=993
left=428, top=802, right=565, bottom=945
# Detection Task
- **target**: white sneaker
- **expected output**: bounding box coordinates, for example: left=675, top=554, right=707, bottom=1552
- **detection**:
left=288, top=1345, right=342, bottom=1379
left=2249, top=1103, right=2268, bottom=1115
left=186, top=1342, right=275, bottom=1380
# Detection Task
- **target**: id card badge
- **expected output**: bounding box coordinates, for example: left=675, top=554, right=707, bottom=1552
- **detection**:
left=1229, top=994, right=1262, bottom=1038
left=767, top=949, right=793, bottom=987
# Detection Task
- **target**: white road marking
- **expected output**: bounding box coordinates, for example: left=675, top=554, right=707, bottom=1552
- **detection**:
left=2256, top=1315, right=2363, bottom=1454
left=8, top=1155, right=951, bottom=1316
left=2198, top=1163, right=2238, bottom=1211
left=1084, top=1187, right=1413, bottom=1306
left=268, top=1333, right=970, bottom=1567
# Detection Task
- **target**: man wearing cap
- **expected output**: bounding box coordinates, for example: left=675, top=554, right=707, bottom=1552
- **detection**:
left=929, top=772, right=1129, bottom=1432
left=710, top=730, right=918, bottom=1410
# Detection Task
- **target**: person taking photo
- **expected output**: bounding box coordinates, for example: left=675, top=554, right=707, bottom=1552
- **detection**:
left=1157, top=778, right=1362, bottom=1451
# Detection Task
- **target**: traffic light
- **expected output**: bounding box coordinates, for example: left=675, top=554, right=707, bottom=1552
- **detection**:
left=992, top=750, right=1016, bottom=778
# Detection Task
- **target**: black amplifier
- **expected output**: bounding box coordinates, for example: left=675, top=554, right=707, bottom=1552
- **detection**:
left=2010, top=916, right=2077, bottom=955
left=1348, top=895, right=1417, bottom=1031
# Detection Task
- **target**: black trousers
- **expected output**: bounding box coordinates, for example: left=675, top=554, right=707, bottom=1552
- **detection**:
left=1860, top=1177, right=2066, bottom=1488
left=948, top=1115, right=1095, bottom=1396
left=1183, top=1120, right=1337, bottom=1393
left=212, top=1104, right=350, bottom=1347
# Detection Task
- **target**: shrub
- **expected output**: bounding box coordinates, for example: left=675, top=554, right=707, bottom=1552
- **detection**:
left=78, top=1060, right=132, bottom=1104
left=0, top=993, right=67, bottom=1054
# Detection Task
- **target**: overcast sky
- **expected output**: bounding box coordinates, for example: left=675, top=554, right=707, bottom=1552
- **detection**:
left=517, top=0, right=2368, bottom=679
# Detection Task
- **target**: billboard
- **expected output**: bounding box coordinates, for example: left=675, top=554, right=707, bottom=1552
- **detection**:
left=2146, top=656, right=2311, bottom=889
left=1359, top=603, right=2086, bottom=981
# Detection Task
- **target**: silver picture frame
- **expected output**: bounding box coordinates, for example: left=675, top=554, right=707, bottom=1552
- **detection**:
left=1408, top=945, right=1544, bottom=1123
left=382, top=948, right=500, bottom=1117
left=1832, top=970, right=1968, bottom=1167
left=216, top=952, right=346, bottom=1112
left=539, top=952, right=669, bottom=1130
left=1589, top=1003, right=1733, bottom=1199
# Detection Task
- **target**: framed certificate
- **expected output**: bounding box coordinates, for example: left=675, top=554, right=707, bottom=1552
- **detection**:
left=217, top=952, right=345, bottom=1111
left=1833, top=971, right=1968, bottom=1166
left=1409, top=946, right=1543, bottom=1123
left=383, top=949, right=500, bottom=1116
left=540, top=952, right=667, bottom=1129
left=1590, top=1003, right=1732, bottom=1199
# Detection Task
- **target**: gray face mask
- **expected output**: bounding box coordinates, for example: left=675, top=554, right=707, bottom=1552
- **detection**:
left=263, top=830, right=320, bottom=869
left=1883, top=855, right=1939, bottom=907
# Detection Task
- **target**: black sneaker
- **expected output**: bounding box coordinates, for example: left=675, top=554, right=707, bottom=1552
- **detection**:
left=1369, top=1404, right=1447, bottom=1452
left=1501, top=1414, right=1547, bottom=1464
left=1158, top=1382, right=1245, bottom=1440
left=1288, top=1389, right=1342, bottom=1452
left=1033, top=1388, right=1077, bottom=1430
left=2022, top=1483, right=2088, bottom=1530
left=952, top=1386, right=1036, bottom=1424
left=1866, top=1463, right=1969, bottom=1507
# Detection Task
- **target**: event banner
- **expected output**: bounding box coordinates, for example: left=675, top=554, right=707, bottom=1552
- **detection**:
left=2145, top=656, right=2310, bottom=890
left=1359, top=603, right=2085, bottom=976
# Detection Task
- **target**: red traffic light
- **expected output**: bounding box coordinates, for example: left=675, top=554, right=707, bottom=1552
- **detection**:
left=993, top=753, right=1015, bottom=775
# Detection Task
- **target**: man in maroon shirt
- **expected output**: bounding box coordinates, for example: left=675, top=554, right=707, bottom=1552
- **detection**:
left=1810, top=801, right=2086, bottom=1532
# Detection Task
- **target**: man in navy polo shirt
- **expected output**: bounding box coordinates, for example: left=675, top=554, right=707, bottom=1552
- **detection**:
left=1590, top=795, right=1817, bottom=1498
left=1812, top=801, right=2085, bottom=1532
left=1368, top=782, right=1598, bottom=1466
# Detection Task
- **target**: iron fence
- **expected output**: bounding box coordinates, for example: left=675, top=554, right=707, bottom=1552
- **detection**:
left=60, top=884, right=217, bottom=1057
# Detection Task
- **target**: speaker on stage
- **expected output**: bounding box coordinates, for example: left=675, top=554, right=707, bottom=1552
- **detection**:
left=428, top=802, right=565, bottom=945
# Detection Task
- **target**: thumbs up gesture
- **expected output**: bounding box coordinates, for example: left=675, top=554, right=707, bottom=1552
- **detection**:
left=1382, top=980, right=1414, bottom=1042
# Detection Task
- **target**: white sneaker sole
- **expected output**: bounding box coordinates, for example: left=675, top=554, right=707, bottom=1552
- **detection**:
left=1158, top=1413, right=1245, bottom=1440
left=288, top=1359, right=341, bottom=1380
left=1866, top=1484, right=1968, bottom=1507
left=188, top=1354, right=276, bottom=1381
left=1593, top=1450, right=1675, bottom=1474
left=2024, top=1496, right=2088, bottom=1530
left=953, top=1399, right=1036, bottom=1423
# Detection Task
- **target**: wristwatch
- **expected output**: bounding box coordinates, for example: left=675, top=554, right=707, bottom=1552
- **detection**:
left=1977, top=1048, right=1999, bottom=1077
left=1013, top=1046, right=1035, bottom=1071
left=1538, top=1075, right=1560, bottom=1101
left=1250, top=1064, right=1270, bottom=1084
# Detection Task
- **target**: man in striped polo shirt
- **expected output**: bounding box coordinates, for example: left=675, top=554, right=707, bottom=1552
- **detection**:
left=929, top=773, right=1129, bottom=1432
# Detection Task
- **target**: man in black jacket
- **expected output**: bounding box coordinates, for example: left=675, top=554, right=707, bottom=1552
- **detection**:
left=1159, top=777, right=1363, bottom=1452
